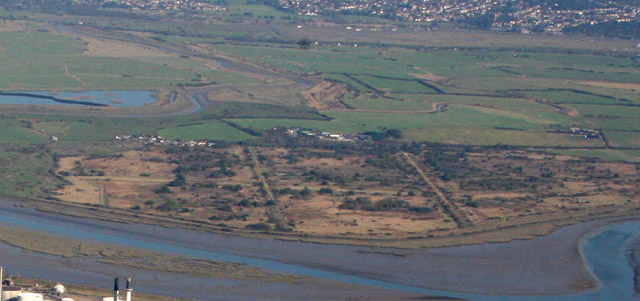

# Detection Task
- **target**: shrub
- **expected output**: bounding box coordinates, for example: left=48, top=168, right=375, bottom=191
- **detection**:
left=245, top=223, right=271, bottom=231
left=409, top=206, right=432, bottom=213
left=156, top=200, right=180, bottom=211
left=154, top=185, right=172, bottom=194
left=338, top=197, right=372, bottom=210
left=369, top=198, right=409, bottom=211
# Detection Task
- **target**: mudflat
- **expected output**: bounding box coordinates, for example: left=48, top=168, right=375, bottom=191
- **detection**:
left=1, top=200, right=636, bottom=297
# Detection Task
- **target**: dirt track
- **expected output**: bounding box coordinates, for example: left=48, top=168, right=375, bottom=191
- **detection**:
left=402, top=152, right=471, bottom=227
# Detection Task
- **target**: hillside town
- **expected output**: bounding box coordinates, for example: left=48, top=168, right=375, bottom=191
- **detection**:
left=276, top=0, right=639, bottom=33
left=8, top=0, right=637, bottom=34
left=72, top=0, right=225, bottom=11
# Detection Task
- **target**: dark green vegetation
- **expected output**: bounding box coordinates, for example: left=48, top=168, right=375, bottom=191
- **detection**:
left=564, top=20, right=640, bottom=38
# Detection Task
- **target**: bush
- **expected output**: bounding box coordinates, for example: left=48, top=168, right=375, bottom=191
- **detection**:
left=275, top=223, right=293, bottom=232
left=154, top=185, right=172, bottom=194
left=245, top=223, right=271, bottom=231
left=265, top=199, right=278, bottom=206
left=237, top=199, right=252, bottom=207
left=368, top=198, right=409, bottom=211
left=208, top=168, right=237, bottom=178
left=318, top=188, right=334, bottom=195
left=338, top=197, right=372, bottom=210
left=409, top=206, right=432, bottom=213
left=168, top=174, right=186, bottom=187
left=222, top=184, right=243, bottom=192
left=156, top=200, right=180, bottom=211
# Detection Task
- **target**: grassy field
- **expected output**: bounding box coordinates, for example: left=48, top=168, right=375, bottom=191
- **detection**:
left=343, top=94, right=552, bottom=111
left=0, top=146, right=59, bottom=199
left=352, top=75, right=438, bottom=93
left=604, top=130, right=640, bottom=148
left=30, top=117, right=167, bottom=141
left=0, top=28, right=255, bottom=90
left=230, top=105, right=572, bottom=133
left=198, top=35, right=638, bottom=153
left=159, top=121, right=256, bottom=141
left=544, top=149, right=640, bottom=162
left=404, top=128, right=603, bottom=147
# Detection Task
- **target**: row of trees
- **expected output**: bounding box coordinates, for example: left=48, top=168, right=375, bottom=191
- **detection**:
left=339, top=197, right=432, bottom=213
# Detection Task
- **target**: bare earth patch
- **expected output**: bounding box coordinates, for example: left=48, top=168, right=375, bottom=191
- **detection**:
left=0, top=21, right=28, bottom=32
left=572, top=80, right=640, bottom=91
left=301, top=80, right=349, bottom=109
left=410, top=66, right=448, bottom=81
left=55, top=151, right=177, bottom=206
left=79, top=35, right=171, bottom=57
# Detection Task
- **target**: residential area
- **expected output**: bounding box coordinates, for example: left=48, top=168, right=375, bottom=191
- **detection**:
left=277, top=0, right=639, bottom=33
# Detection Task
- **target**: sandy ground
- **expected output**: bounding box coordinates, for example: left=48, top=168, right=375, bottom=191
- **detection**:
left=301, top=80, right=348, bottom=109
left=55, top=152, right=176, bottom=206
left=0, top=20, right=27, bottom=32
left=79, top=34, right=170, bottom=57
left=572, top=80, right=640, bottom=91
left=410, top=66, right=449, bottom=81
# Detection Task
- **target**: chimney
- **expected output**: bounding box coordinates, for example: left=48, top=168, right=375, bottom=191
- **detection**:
left=114, top=278, right=120, bottom=301
left=1, top=266, right=3, bottom=299
left=125, top=278, right=132, bottom=301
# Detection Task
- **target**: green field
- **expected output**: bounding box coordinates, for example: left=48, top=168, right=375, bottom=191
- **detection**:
left=522, top=91, right=626, bottom=105
left=0, top=11, right=636, bottom=208
left=229, top=105, right=571, bottom=133
left=544, top=149, right=640, bottom=162
left=31, top=117, right=166, bottom=141
left=159, top=122, right=256, bottom=142
left=0, top=30, right=256, bottom=90
left=0, top=147, right=58, bottom=198
left=343, top=94, right=552, bottom=111
left=604, top=131, right=640, bottom=148
left=352, top=76, right=437, bottom=93
left=0, top=118, right=46, bottom=145
left=404, top=128, right=603, bottom=147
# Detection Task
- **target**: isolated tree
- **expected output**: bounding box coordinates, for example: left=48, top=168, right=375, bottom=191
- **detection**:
left=297, top=38, right=312, bottom=49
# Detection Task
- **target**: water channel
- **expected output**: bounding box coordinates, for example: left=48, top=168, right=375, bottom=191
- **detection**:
left=0, top=91, right=156, bottom=107
left=0, top=199, right=637, bottom=300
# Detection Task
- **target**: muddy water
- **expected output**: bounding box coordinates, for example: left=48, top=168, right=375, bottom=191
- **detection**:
left=0, top=200, right=638, bottom=300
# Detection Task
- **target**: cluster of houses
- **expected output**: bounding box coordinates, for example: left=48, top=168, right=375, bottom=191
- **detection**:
left=70, top=0, right=226, bottom=11
left=569, top=127, right=600, bottom=139
left=278, top=0, right=639, bottom=33
left=284, top=128, right=371, bottom=142
left=114, top=135, right=217, bottom=147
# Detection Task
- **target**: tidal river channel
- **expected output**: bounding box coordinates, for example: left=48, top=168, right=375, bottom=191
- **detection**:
left=0, top=200, right=637, bottom=300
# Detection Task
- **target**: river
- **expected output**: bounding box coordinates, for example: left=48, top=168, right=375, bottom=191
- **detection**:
left=0, top=200, right=638, bottom=300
